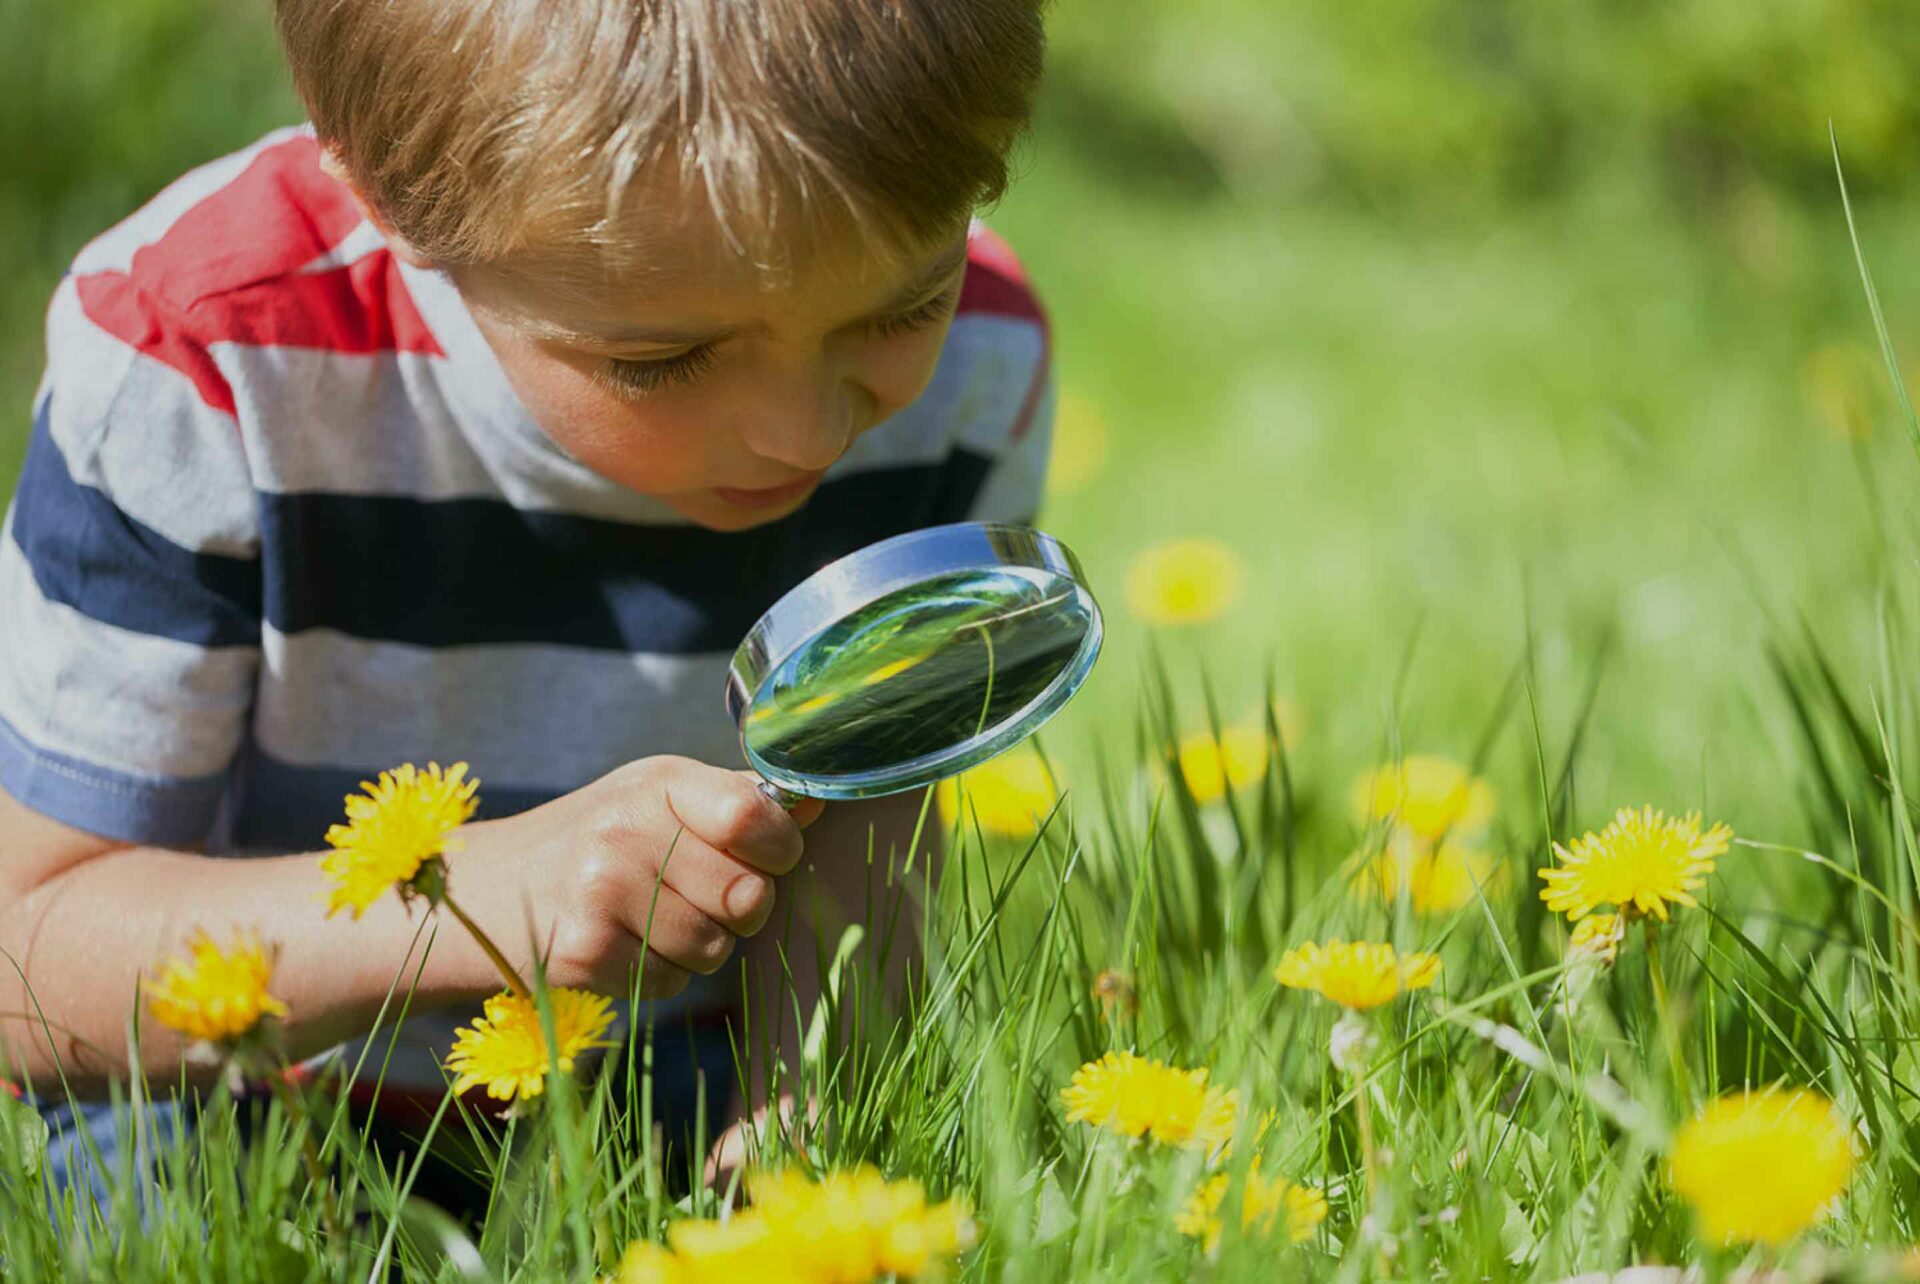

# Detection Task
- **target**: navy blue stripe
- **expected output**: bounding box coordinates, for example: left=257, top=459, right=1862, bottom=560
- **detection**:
left=261, top=448, right=995, bottom=652
left=226, top=745, right=560, bottom=854
left=11, top=398, right=260, bottom=647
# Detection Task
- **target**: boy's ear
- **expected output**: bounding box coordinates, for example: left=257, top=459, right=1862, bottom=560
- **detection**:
left=318, top=143, right=437, bottom=270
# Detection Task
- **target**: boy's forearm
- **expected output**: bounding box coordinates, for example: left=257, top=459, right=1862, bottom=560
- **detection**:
left=0, top=844, right=504, bottom=1094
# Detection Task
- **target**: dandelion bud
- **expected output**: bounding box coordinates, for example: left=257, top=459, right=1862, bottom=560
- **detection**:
left=1568, top=912, right=1625, bottom=966
left=1329, top=1012, right=1377, bottom=1075
left=1091, top=969, right=1139, bottom=1018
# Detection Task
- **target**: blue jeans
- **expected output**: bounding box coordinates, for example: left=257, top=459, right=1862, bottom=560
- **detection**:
left=31, top=1095, right=189, bottom=1221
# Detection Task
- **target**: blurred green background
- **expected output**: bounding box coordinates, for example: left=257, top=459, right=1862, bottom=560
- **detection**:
left=5, top=0, right=1919, bottom=841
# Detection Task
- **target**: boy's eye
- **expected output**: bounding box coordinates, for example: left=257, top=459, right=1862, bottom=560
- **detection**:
left=593, top=345, right=718, bottom=397
left=868, top=282, right=962, bottom=340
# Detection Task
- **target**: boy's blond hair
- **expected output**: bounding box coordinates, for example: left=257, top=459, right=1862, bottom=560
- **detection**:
left=275, top=0, right=1045, bottom=284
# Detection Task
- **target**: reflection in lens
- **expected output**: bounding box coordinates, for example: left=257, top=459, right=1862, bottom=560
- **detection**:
left=742, top=566, right=1097, bottom=788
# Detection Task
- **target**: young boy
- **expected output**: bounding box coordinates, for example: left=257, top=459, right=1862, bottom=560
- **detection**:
left=0, top=0, right=1051, bottom=1206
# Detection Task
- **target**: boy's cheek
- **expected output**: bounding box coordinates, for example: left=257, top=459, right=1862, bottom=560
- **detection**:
left=489, top=346, right=715, bottom=493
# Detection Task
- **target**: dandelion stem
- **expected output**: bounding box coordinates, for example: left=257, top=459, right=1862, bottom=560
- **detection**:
left=1351, top=1066, right=1379, bottom=1203
left=1644, top=921, right=1690, bottom=1101
left=443, top=893, right=531, bottom=999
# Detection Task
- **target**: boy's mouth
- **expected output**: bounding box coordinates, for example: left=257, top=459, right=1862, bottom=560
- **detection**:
left=713, top=472, right=825, bottom=510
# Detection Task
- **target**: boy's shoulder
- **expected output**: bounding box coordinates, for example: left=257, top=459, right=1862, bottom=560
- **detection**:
left=63, top=127, right=439, bottom=418
left=957, top=223, right=1045, bottom=332
left=72, top=127, right=356, bottom=307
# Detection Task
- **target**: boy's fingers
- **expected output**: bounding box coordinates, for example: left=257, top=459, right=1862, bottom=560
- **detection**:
left=728, top=771, right=825, bottom=830
left=658, top=837, right=777, bottom=936
left=617, top=884, right=739, bottom=976
left=659, top=762, right=805, bottom=874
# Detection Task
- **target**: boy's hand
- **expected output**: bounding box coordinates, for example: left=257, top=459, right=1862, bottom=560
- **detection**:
left=467, top=757, right=823, bottom=1000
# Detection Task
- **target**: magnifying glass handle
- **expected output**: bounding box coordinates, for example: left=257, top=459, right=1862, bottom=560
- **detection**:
left=758, top=778, right=804, bottom=811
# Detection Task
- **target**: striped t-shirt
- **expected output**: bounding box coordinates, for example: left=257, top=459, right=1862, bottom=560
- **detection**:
left=0, top=126, right=1051, bottom=1086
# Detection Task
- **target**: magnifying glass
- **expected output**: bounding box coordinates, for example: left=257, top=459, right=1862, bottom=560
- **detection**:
left=725, top=522, right=1103, bottom=806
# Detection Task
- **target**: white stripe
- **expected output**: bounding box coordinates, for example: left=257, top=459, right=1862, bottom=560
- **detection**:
left=297, top=220, right=387, bottom=274
left=218, top=307, right=1044, bottom=518
left=0, top=525, right=257, bottom=781
left=68, top=126, right=310, bottom=276
left=969, top=370, right=1055, bottom=525
left=253, top=629, right=744, bottom=789
left=221, top=343, right=687, bottom=523
left=45, top=282, right=259, bottom=556
left=905, top=313, right=1047, bottom=459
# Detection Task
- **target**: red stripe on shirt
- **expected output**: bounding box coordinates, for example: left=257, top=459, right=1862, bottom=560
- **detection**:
left=73, top=135, right=442, bottom=415
left=958, top=227, right=1046, bottom=325
left=195, top=251, right=441, bottom=356
left=74, top=271, right=240, bottom=416
left=122, top=134, right=364, bottom=308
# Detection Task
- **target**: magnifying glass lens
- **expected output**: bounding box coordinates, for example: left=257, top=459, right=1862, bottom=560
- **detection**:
left=743, top=563, right=1096, bottom=789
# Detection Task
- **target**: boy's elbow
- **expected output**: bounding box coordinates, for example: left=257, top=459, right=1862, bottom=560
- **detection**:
left=0, top=782, right=137, bottom=902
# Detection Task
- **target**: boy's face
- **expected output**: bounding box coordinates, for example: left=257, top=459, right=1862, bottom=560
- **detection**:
left=450, top=213, right=968, bottom=533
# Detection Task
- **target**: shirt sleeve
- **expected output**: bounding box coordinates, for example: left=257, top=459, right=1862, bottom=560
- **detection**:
left=963, top=366, right=1054, bottom=527
left=928, top=223, right=1054, bottom=528
left=0, top=275, right=261, bottom=847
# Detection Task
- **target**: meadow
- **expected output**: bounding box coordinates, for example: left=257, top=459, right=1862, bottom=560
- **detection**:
left=10, top=1, right=1920, bottom=1279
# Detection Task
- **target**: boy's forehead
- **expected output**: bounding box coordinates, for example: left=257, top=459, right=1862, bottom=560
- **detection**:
left=457, top=174, right=970, bottom=345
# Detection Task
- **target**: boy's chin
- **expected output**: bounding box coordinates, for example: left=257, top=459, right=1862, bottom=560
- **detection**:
left=666, top=488, right=814, bottom=532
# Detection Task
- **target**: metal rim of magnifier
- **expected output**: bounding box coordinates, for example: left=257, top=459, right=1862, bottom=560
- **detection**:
left=726, top=521, right=1103, bottom=800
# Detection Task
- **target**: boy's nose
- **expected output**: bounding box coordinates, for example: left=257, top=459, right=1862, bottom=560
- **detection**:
left=743, top=374, right=861, bottom=472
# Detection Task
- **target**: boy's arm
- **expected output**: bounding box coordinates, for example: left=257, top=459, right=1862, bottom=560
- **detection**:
left=0, top=786, right=501, bottom=1094
left=0, top=760, right=818, bottom=1097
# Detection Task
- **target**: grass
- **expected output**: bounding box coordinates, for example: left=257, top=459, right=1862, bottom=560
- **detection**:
left=12, top=7, right=1920, bottom=1281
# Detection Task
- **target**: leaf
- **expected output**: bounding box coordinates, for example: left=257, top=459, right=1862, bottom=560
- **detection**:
left=1032, top=1172, right=1077, bottom=1247
left=0, top=1087, right=47, bottom=1182
left=390, top=1195, right=495, bottom=1282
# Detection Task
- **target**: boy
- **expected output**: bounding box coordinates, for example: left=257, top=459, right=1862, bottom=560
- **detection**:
left=0, top=0, right=1051, bottom=1207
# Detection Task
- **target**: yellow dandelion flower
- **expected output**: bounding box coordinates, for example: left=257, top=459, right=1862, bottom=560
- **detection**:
left=144, top=929, right=288, bottom=1045
left=1538, top=805, right=1733, bottom=923
left=1061, top=1051, right=1238, bottom=1151
left=1350, top=756, right=1494, bottom=842
left=613, top=1240, right=695, bottom=1284
left=754, top=1167, right=975, bottom=1280
left=1568, top=911, right=1625, bottom=962
left=618, top=1218, right=783, bottom=1281
left=618, top=1167, right=974, bottom=1283
left=935, top=745, right=1059, bottom=837
left=1173, top=725, right=1269, bottom=805
left=1047, top=389, right=1110, bottom=496
left=1124, top=537, right=1244, bottom=627
left=445, top=987, right=617, bottom=1103
left=1275, top=940, right=1441, bottom=1011
left=1358, top=837, right=1499, bottom=915
left=1176, top=1169, right=1327, bottom=1252
left=322, top=762, right=480, bottom=919
left=1176, top=1174, right=1233, bottom=1249
left=1669, top=1087, right=1855, bottom=1246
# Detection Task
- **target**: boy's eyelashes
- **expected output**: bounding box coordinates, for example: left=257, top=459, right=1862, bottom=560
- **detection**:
left=588, top=282, right=962, bottom=399
left=866, top=281, right=963, bottom=340
left=593, top=344, right=719, bottom=397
